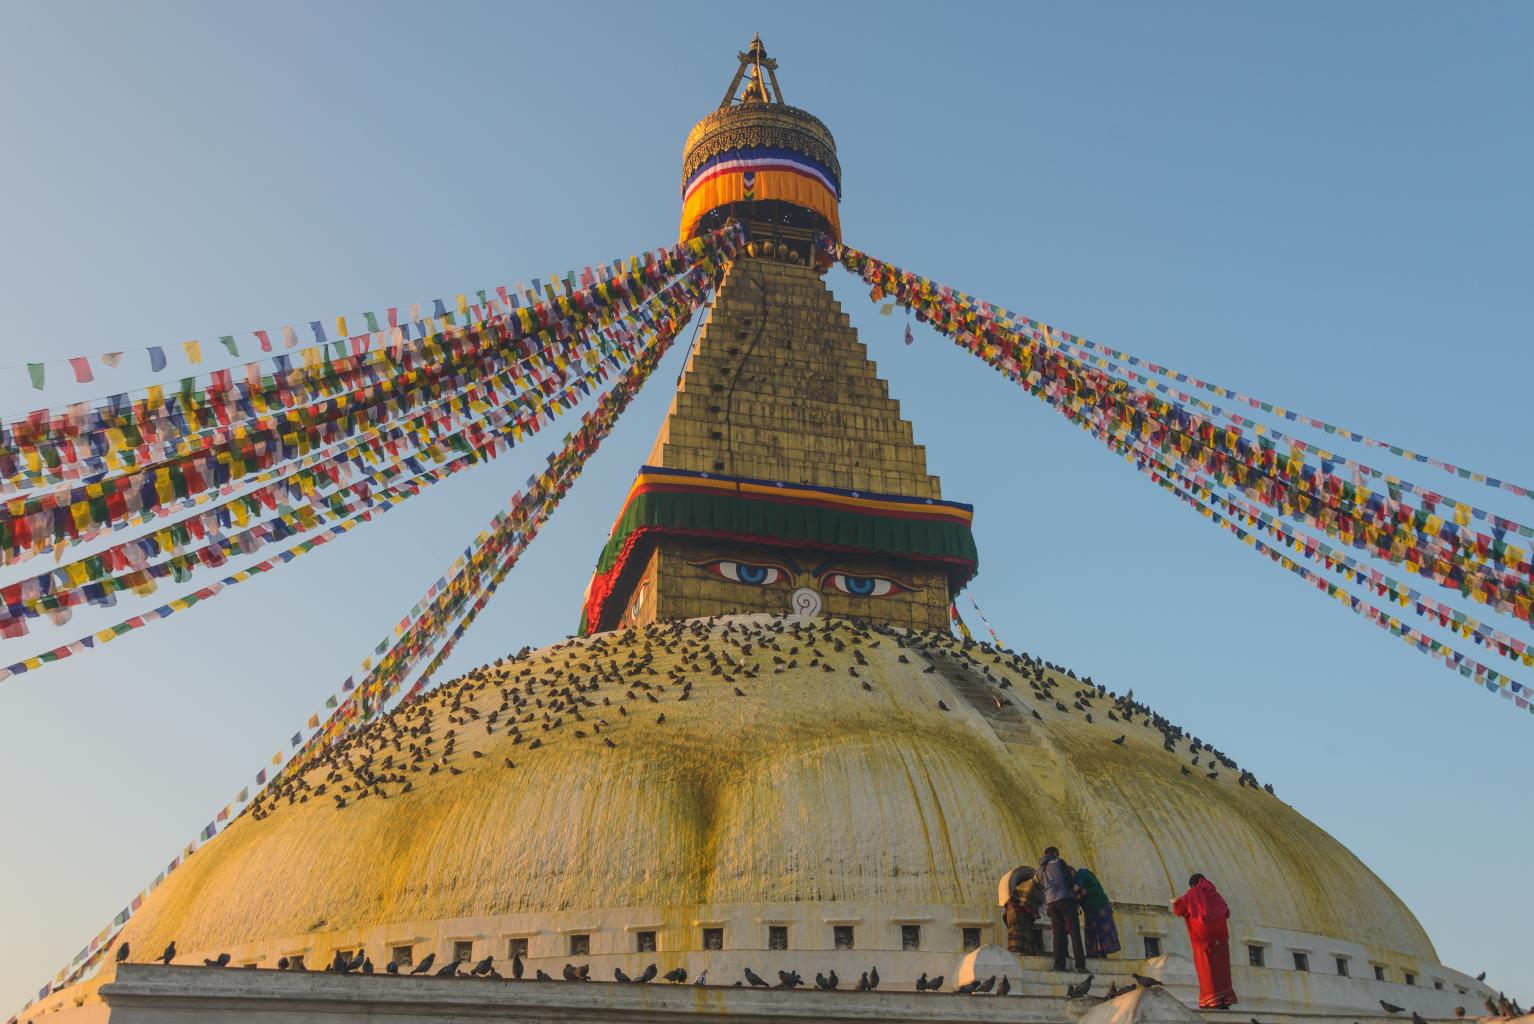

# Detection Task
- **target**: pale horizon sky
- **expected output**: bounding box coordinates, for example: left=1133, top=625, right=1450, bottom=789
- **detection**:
left=1, top=0, right=1530, bottom=1011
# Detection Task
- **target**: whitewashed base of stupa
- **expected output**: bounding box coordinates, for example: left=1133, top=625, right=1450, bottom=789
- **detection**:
left=23, top=963, right=1503, bottom=1024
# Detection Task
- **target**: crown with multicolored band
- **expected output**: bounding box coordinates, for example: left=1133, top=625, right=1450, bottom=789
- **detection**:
left=678, top=37, right=842, bottom=243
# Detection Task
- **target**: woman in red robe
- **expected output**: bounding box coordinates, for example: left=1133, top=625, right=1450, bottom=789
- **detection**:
left=1173, top=874, right=1237, bottom=1008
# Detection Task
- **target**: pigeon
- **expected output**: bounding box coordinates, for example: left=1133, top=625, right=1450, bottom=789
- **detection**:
left=361, top=959, right=373, bottom=975
left=204, top=953, right=231, bottom=968
left=115, top=943, right=130, bottom=964
left=777, top=970, right=803, bottom=989
left=1476, top=972, right=1487, bottom=982
left=956, top=980, right=981, bottom=994
left=471, top=956, right=496, bottom=976
left=410, top=953, right=436, bottom=975
left=535, top=969, right=553, bottom=981
left=1133, top=974, right=1161, bottom=989
left=855, top=972, right=869, bottom=992
left=346, top=950, right=366, bottom=973
left=915, top=972, right=929, bottom=992
left=977, top=975, right=996, bottom=993
left=634, top=963, right=657, bottom=984
left=385, top=961, right=399, bottom=974
left=1067, top=974, right=1094, bottom=997
left=1381, top=1001, right=1405, bottom=1014
left=563, top=963, right=580, bottom=982
left=693, top=971, right=708, bottom=986
left=663, top=967, right=687, bottom=984
left=998, top=975, right=1011, bottom=995
left=744, top=967, right=769, bottom=988
left=929, top=974, right=944, bottom=991
left=869, top=966, right=880, bottom=990
left=1485, top=997, right=1502, bottom=1017
left=1411, top=1014, right=1429, bottom=1024
left=815, top=972, right=833, bottom=990
left=614, top=967, right=632, bottom=983
left=278, top=957, right=291, bottom=971
left=938, top=700, right=950, bottom=711
left=158, top=941, right=177, bottom=965
left=577, top=964, right=590, bottom=981
left=1113, top=735, right=1126, bottom=745
left=435, top=957, right=464, bottom=977
left=511, top=953, right=523, bottom=979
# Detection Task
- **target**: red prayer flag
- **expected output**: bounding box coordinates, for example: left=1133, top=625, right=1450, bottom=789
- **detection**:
left=69, top=357, right=95, bottom=383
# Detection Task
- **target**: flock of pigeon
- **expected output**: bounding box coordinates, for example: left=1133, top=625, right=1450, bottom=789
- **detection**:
left=115, top=939, right=1192, bottom=999
left=116, top=939, right=1520, bottom=1015
left=230, top=613, right=1278, bottom=830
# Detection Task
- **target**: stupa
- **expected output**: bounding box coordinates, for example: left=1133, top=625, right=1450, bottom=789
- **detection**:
left=24, top=36, right=1493, bottom=1024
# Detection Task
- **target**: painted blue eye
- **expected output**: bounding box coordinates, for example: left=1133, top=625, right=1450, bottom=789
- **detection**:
left=825, top=573, right=901, bottom=597
left=707, top=561, right=782, bottom=586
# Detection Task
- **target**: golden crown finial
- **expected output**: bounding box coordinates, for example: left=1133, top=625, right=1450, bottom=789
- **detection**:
left=720, top=33, right=784, bottom=108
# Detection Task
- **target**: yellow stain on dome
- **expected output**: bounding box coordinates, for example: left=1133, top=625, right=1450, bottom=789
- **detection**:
left=114, top=616, right=1435, bottom=968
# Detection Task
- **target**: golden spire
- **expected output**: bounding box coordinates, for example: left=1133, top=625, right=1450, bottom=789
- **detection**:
left=719, top=33, right=785, bottom=108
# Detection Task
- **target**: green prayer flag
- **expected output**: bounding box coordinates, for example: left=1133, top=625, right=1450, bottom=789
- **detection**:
left=363, top=311, right=379, bottom=332
left=27, top=363, right=45, bottom=389
left=219, top=335, right=238, bottom=356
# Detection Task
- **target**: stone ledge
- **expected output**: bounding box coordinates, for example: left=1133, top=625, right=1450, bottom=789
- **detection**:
left=98, top=963, right=1081, bottom=1023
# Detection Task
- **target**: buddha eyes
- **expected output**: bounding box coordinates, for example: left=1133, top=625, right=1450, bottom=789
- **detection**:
left=706, top=560, right=783, bottom=586
left=695, top=559, right=908, bottom=597
left=823, top=573, right=905, bottom=597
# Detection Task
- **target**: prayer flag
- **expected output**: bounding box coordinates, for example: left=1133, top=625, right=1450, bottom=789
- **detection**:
left=182, top=340, right=202, bottom=364
left=310, top=321, right=326, bottom=343
left=100, top=351, right=124, bottom=368
left=148, top=347, right=167, bottom=371
left=254, top=330, right=272, bottom=352
left=219, top=335, right=238, bottom=356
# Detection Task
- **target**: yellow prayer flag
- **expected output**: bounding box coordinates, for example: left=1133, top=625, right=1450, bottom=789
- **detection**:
left=336, top=316, right=348, bottom=338
left=182, top=340, right=202, bottom=364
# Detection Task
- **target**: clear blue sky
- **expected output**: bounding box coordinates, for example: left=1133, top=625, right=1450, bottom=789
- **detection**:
left=1, top=0, right=1529, bottom=1009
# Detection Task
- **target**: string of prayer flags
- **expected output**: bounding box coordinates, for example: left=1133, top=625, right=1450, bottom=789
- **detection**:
left=832, top=238, right=1530, bottom=720
left=1008, top=311, right=1529, bottom=547
left=0, top=228, right=742, bottom=576
left=0, top=254, right=733, bottom=667
left=829, top=240, right=1534, bottom=629
left=21, top=254, right=730, bottom=1011
left=0, top=226, right=742, bottom=481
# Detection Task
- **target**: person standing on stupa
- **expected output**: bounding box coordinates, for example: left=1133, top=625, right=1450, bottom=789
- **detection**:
left=1173, top=873, right=1238, bottom=1009
left=1073, top=865, right=1122, bottom=959
left=1001, top=866, right=1045, bottom=955
left=1039, top=846, right=1087, bottom=972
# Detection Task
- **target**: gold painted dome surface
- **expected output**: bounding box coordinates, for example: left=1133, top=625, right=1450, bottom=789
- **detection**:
left=115, top=616, right=1435, bottom=965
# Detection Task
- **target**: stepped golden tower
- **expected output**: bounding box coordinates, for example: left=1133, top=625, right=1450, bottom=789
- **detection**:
left=582, top=36, right=976, bottom=635
left=27, top=37, right=1490, bottom=1024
